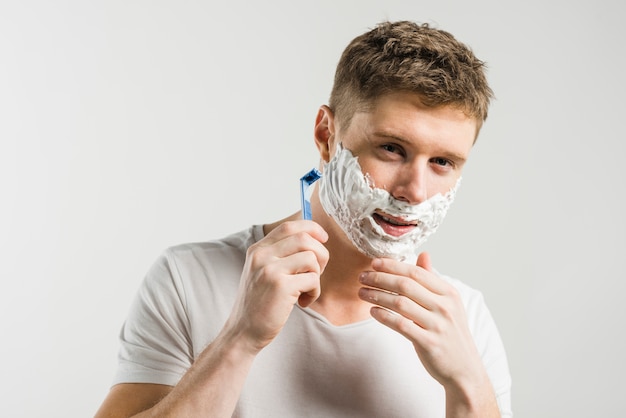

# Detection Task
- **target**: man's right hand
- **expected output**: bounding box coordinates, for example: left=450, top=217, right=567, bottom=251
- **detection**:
left=223, top=220, right=329, bottom=353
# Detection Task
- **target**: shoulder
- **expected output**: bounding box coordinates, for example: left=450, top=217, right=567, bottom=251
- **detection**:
left=161, top=225, right=264, bottom=270
left=166, top=224, right=263, bottom=256
left=138, top=225, right=263, bottom=301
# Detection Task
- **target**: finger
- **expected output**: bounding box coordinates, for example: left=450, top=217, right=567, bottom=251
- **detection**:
left=368, top=306, right=428, bottom=344
left=297, top=274, right=322, bottom=307
left=279, top=250, right=323, bottom=276
left=358, top=286, right=434, bottom=329
left=371, top=257, right=447, bottom=295
left=416, top=251, right=432, bottom=272
left=359, top=270, right=437, bottom=311
left=279, top=253, right=322, bottom=307
left=264, top=220, right=329, bottom=245
left=277, top=234, right=329, bottom=271
left=252, top=231, right=329, bottom=272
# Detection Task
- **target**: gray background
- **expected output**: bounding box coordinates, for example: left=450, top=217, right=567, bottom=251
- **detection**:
left=1, top=1, right=624, bottom=417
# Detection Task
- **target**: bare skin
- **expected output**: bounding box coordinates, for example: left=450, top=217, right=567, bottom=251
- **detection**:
left=95, top=92, right=500, bottom=418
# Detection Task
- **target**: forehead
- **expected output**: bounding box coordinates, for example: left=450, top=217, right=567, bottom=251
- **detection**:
left=344, top=92, right=478, bottom=155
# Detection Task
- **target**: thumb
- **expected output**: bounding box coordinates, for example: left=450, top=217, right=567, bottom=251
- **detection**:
left=416, top=251, right=433, bottom=272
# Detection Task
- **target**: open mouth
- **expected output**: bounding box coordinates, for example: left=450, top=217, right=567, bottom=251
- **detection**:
left=372, top=212, right=419, bottom=237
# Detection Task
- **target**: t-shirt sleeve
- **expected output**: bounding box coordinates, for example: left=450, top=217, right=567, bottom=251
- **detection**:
left=112, top=249, right=193, bottom=387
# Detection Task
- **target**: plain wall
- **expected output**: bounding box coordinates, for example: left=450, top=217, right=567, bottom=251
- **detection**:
left=1, top=1, right=624, bottom=416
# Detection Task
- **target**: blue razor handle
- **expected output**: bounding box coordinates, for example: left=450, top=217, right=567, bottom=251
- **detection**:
left=300, top=168, right=322, bottom=220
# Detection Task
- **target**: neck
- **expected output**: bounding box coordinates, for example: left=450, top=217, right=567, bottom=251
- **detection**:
left=263, top=209, right=375, bottom=326
left=310, top=191, right=376, bottom=325
left=311, top=237, right=374, bottom=325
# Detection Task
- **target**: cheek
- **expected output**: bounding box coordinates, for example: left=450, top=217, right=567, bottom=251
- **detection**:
left=360, top=165, right=395, bottom=190
left=426, top=172, right=461, bottom=197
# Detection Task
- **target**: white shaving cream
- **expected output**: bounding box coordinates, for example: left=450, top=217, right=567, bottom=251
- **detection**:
left=318, top=143, right=460, bottom=263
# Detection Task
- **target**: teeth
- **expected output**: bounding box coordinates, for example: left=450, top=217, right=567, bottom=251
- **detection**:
left=381, top=215, right=412, bottom=226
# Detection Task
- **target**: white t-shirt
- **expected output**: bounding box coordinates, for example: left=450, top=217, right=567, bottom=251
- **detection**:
left=113, top=225, right=513, bottom=417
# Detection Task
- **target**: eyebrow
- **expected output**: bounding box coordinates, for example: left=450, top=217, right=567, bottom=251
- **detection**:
left=373, top=132, right=468, bottom=164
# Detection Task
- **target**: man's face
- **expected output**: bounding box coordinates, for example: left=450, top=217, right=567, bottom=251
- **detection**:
left=329, top=92, right=477, bottom=238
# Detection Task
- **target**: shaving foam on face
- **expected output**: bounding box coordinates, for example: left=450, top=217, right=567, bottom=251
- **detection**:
left=318, top=143, right=460, bottom=262
left=300, top=168, right=322, bottom=220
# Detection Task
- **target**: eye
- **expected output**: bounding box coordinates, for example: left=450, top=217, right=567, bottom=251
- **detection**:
left=430, top=157, right=456, bottom=172
left=431, top=157, right=451, bottom=166
left=381, top=143, right=405, bottom=156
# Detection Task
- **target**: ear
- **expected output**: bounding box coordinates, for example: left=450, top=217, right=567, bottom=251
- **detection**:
left=314, top=105, right=336, bottom=163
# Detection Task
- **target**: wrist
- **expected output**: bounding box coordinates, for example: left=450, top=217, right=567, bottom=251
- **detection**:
left=217, top=317, right=267, bottom=358
left=444, top=373, right=500, bottom=418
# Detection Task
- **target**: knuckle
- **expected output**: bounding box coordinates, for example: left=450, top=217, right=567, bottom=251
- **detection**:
left=247, top=246, right=267, bottom=267
left=392, top=295, right=410, bottom=312
left=448, top=286, right=462, bottom=302
left=246, top=241, right=260, bottom=257
left=396, top=277, right=414, bottom=295
left=258, top=263, right=277, bottom=280
left=278, top=220, right=299, bottom=235
left=303, top=251, right=321, bottom=273
left=429, top=319, right=445, bottom=334
left=433, top=298, right=456, bottom=321
left=396, top=316, right=414, bottom=334
left=365, top=272, right=378, bottom=286
left=408, top=267, right=422, bottom=281
left=294, top=231, right=312, bottom=244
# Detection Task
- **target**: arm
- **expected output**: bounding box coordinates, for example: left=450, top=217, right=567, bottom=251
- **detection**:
left=94, top=326, right=258, bottom=417
left=94, top=384, right=172, bottom=418
left=358, top=253, right=501, bottom=418
left=95, top=220, right=329, bottom=417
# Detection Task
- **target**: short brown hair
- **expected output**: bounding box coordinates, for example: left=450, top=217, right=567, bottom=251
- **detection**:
left=329, top=20, right=493, bottom=131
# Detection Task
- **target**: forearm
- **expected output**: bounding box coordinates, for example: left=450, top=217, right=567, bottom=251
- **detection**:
left=138, top=327, right=258, bottom=418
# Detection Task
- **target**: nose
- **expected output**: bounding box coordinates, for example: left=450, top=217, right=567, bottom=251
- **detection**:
left=389, top=162, right=428, bottom=205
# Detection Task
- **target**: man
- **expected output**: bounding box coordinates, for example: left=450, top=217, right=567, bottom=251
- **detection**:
left=95, top=20, right=512, bottom=417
